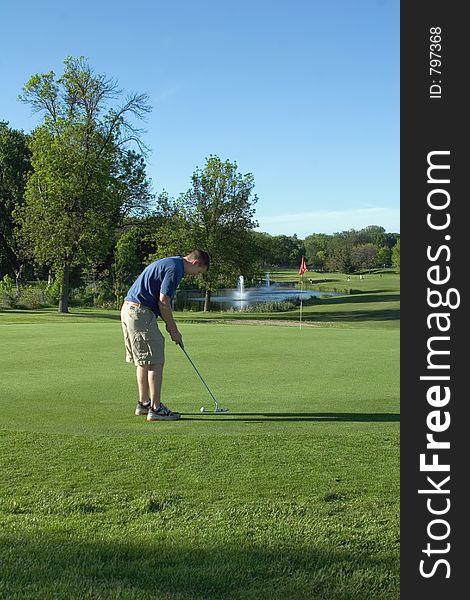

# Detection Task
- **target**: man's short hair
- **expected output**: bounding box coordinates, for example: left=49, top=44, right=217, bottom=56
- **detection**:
left=187, top=249, right=211, bottom=269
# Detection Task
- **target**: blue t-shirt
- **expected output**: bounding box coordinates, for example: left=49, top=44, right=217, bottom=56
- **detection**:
left=125, top=256, right=184, bottom=317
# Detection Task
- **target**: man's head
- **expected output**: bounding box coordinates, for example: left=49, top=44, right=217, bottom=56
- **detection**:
left=183, top=249, right=211, bottom=275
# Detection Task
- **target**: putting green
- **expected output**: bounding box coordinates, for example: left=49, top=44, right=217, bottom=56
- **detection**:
left=0, top=321, right=398, bottom=433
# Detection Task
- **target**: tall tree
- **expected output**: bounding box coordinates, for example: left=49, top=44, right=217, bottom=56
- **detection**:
left=269, top=235, right=305, bottom=267
left=115, top=149, right=154, bottom=222
left=391, top=238, right=400, bottom=272
left=304, top=233, right=329, bottom=271
left=181, top=156, right=258, bottom=311
left=376, top=246, right=392, bottom=268
left=361, top=225, right=386, bottom=247
left=250, top=231, right=277, bottom=267
left=351, top=243, right=378, bottom=272
left=14, top=56, right=151, bottom=312
left=0, top=122, right=31, bottom=287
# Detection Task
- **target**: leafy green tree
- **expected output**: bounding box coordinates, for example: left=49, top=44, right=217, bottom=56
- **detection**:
left=141, top=193, right=193, bottom=268
left=351, top=243, right=378, bottom=272
left=115, top=149, right=154, bottom=222
left=391, top=237, right=400, bottom=272
left=362, top=225, right=386, bottom=247
left=179, top=156, right=259, bottom=311
left=304, top=233, right=329, bottom=270
left=14, top=56, right=151, bottom=312
left=377, top=246, right=391, bottom=267
left=327, top=246, right=353, bottom=274
left=383, top=232, right=400, bottom=250
left=251, top=231, right=277, bottom=266
left=112, top=227, right=141, bottom=306
left=325, top=231, right=352, bottom=273
left=0, top=122, right=31, bottom=287
left=315, top=249, right=327, bottom=270
left=269, top=235, right=304, bottom=266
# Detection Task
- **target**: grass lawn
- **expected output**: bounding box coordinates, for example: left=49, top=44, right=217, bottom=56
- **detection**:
left=0, top=283, right=399, bottom=599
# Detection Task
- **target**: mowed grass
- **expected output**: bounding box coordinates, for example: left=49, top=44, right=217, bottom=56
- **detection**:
left=0, top=307, right=399, bottom=599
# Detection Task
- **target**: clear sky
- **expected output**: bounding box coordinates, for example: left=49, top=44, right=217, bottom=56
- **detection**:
left=0, top=0, right=399, bottom=237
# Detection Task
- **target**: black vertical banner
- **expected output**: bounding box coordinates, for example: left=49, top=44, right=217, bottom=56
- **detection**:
left=401, top=2, right=467, bottom=598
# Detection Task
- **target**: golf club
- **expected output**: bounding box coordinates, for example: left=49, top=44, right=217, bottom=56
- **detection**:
left=178, top=343, right=229, bottom=413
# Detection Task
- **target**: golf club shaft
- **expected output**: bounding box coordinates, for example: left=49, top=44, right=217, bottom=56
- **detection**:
left=179, top=344, right=219, bottom=407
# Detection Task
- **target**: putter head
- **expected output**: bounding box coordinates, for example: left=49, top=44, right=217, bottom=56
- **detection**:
left=214, top=407, right=229, bottom=413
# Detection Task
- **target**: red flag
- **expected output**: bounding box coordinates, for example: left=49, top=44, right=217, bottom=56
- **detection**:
left=299, top=255, right=308, bottom=276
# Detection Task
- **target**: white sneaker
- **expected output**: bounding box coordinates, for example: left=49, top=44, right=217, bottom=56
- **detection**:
left=135, top=400, right=151, bottom=416
left=147, top=403, right=181, bottom=421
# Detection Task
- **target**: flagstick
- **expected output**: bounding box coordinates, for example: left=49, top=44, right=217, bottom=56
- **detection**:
left=298, top=255, right=307, bottom=329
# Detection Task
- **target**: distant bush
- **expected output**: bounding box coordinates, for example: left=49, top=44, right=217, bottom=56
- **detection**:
left=15, top=286, right=49, bottom=309
left=0, top=275, right=16, bottom=308
left=46, top=278, right=61, bottom=303
left=69, top=286, right=95, bottom=307
left=0, top=277, right=65, bottom=309
left=69, top=277, right=116, bottom=308
left=240, top=299, right=299, bottom=313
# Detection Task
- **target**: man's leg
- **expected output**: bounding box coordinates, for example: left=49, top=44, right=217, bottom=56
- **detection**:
left=148, top=363, right=164, bottom=409
left=136, top=365, right=150, bottom=405
left=143, top=362, right=180, bottom=421
left=136, top=364, right=164, bottom=408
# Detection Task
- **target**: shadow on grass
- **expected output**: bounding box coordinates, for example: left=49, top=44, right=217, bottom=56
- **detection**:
left=181, top=412, right=400, bottom=423
left=0, top=533, right=399, bottom=600
left=289, top=308, right=399, bottom=322
left=205, top=308, right=400, bottom=323
left=0, top=309, right=51, bottom=315
left=69, top=311, right=120, bottom=321
left=0, top=308, right=121, bottom=321
left=306, top=293, right=400, bottom=305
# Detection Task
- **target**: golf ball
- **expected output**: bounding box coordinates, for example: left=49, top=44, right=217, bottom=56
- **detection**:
left=200, top=407, right=205, bottom=413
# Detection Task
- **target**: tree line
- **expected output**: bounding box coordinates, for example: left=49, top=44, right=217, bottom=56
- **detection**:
left=0, top=57, right=399, bottom=313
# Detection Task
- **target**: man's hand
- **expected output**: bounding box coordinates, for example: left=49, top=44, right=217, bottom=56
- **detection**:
left=159, top=293, right=182, bottom=345
left=166, top=324, right=183, bottom=346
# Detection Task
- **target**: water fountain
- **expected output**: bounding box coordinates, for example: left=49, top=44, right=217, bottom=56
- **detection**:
left=176, top=272, right=342, bottom=311
left=237, top=275, right=245, bottom=298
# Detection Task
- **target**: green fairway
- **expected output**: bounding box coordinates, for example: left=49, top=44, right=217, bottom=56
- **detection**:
left=0, top=309, right=399, bottom=598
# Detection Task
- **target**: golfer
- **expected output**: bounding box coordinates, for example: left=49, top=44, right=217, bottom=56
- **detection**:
left=121, top=250, right=210, bottom=421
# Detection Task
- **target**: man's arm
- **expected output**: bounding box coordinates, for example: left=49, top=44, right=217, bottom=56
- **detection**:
left=158, top=293, right=182, bottom=345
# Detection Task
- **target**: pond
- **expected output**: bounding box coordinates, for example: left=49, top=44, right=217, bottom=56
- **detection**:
left=175, top=278, right=343, bottom=312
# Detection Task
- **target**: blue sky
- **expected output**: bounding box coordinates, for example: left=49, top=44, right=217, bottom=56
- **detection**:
left=0, top=0, right=399, bottom=237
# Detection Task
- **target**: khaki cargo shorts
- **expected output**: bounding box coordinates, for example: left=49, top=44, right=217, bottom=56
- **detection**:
left=120, top=302, right=165, bottom=365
